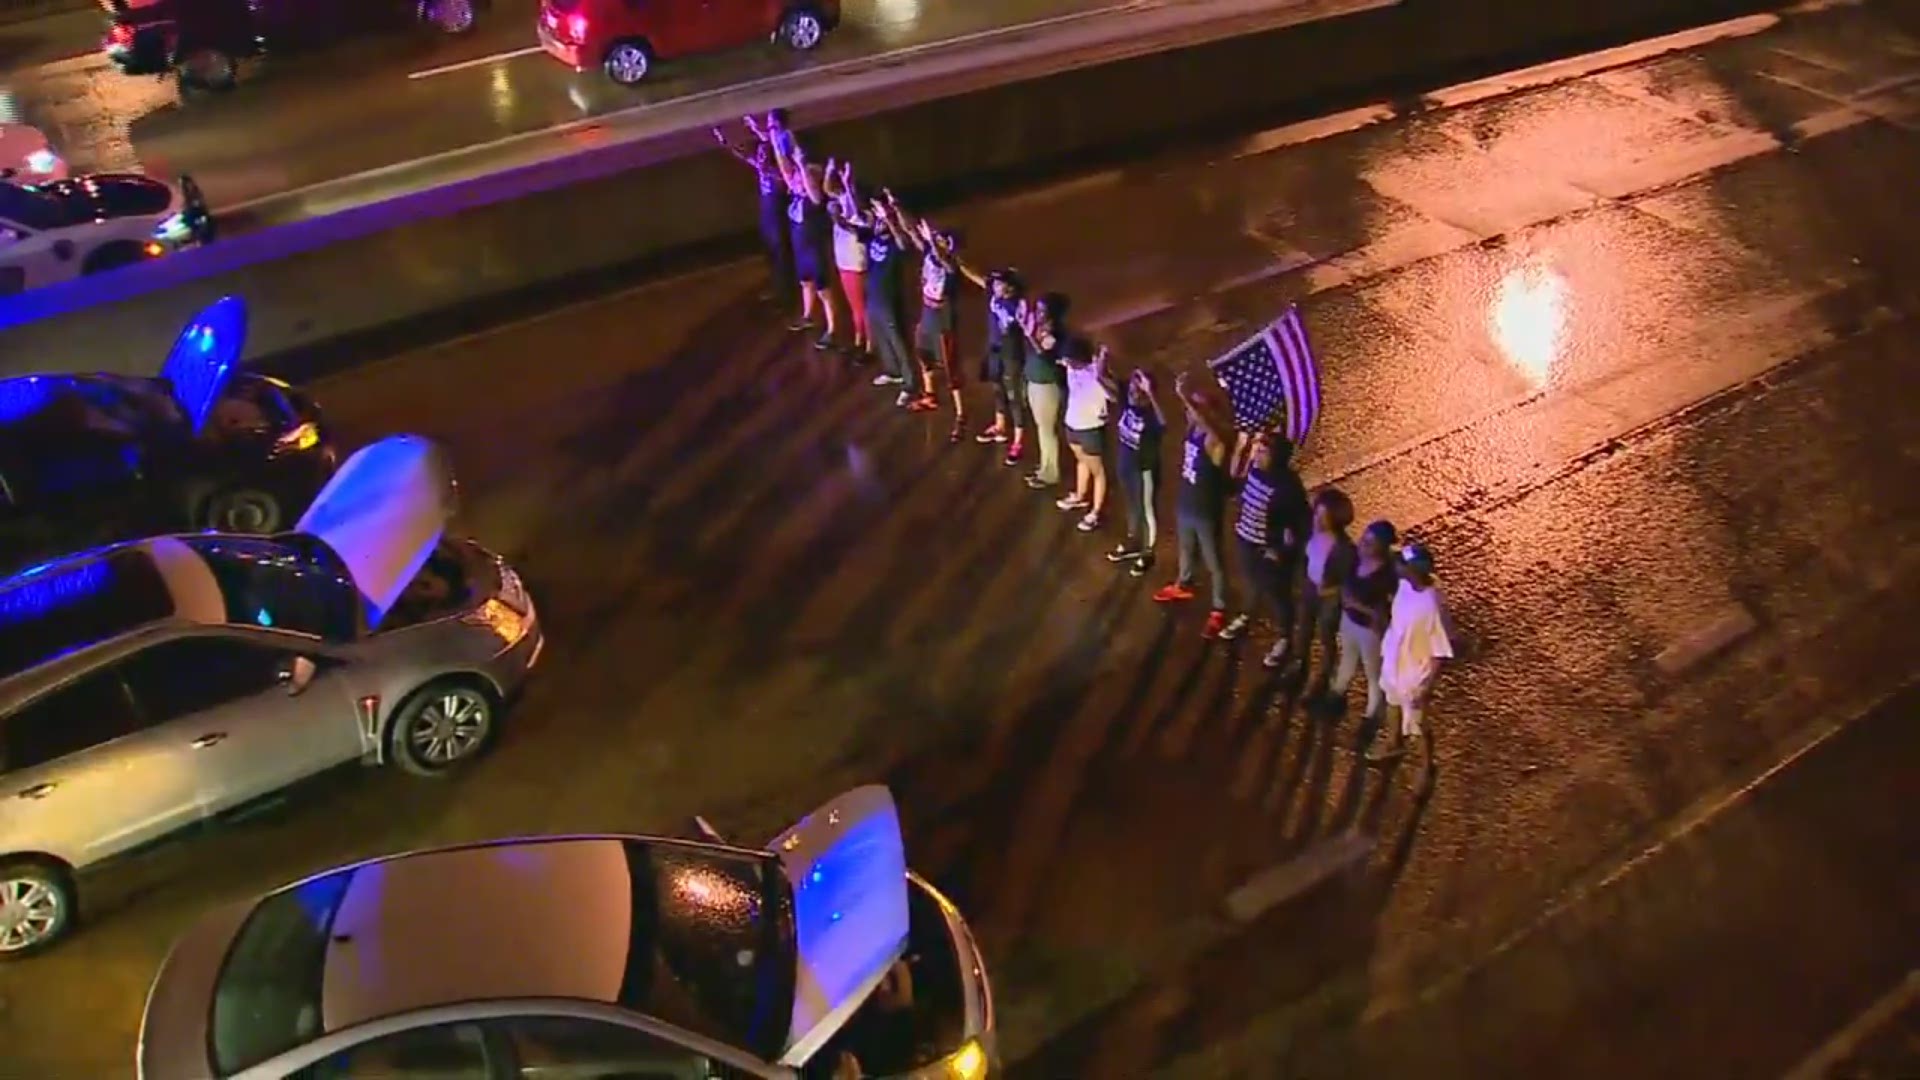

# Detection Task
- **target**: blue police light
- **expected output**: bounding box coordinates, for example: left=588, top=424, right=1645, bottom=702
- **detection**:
left=0, top=559, right=112, bottom=628
left=255, top=607, right=274, bottom=627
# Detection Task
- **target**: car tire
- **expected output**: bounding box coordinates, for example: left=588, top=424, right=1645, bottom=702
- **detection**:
left=777, top=7, right=826, bottom=51
left=420, top=0, right=476, bottom=35
left=0, top=858, right=77, bottom=959
left=177, top=48, right=237, bottom=92
left=202, top=488, right=283, bottom=534
left=81, top=242, right=149, bottom=275
left=388, top=679, right=498, bottom=778
left=603, top=39, right=652, bottom=85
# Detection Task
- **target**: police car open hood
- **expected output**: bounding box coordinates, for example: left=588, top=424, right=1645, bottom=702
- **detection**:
left=294, top=435, right=457, bottom=630
left=158, top=296, right=246, bottom=436
left=771, top=785, right=912, bottom=1068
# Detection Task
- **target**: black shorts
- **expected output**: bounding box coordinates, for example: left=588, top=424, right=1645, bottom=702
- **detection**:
left=915, top=303, right=956, bottom=356
left=1067, top=425, right=1106, bottom=454
left=792, top=237, right=833, bottom=288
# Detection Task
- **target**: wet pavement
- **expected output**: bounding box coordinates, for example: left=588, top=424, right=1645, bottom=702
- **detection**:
left=0, top=0, right=1208, bottom=209
left=4, top=1, right=1920, bottom=1075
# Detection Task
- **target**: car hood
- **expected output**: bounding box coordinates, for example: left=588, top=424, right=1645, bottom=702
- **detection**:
left=770, top=785, right=912, bottom=1067
left=159, top=295, right=247, bottom=436
left=294, top=435, right=458, bottom=629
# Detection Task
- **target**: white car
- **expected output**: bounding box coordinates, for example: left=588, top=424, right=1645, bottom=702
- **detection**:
left=0, top=173, right=212, bottom=296
left=0, top=124, right=66, bottom=184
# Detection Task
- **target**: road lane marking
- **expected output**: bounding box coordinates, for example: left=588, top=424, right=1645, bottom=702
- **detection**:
left=1654, top=603, right=1758, bottom=676
left=407, top=44, right=544, bottom=80
left=1783, top=970, right=1920, bottom=1080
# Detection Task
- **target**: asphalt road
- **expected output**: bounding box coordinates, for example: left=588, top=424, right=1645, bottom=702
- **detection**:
left=0, top=0, right=1186, bottom=208
left=4, top=1, right=1920, bottom=1076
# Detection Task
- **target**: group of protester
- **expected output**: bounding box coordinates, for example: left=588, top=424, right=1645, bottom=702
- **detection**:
left=714, top=111, right=1457, bottom=771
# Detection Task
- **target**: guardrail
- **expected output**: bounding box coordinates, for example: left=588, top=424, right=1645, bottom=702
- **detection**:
left=0, top=0, right=1766, bottom=373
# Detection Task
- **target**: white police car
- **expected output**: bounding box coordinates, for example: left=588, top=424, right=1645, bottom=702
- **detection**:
left=0, top=172, right=212, bottom=295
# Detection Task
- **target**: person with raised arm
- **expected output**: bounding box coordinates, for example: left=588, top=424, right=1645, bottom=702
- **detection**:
left=768, top=127, right=840, bottom=350
left=1154, top=370, right=1235, bottom=638
left=825, top=160, right=871, bottom=361
left=1016, top=292, right=1070, bottom=490
left=887, top=192, right=967, bottom=433
left=711, top=117, right=792, bottom=304
left=861, top=190, right=920, bottom=398
left=954, top=260, right=1029, bottom=464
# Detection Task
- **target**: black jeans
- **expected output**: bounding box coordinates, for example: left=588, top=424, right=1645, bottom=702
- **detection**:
left=1236, top=536, right=1294, bottom=630
left=998, top=360, right=1029, bottom=429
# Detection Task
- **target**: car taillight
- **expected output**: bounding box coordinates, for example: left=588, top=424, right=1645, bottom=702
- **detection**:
left=566, top=13, right=588, bottom=42
left=107, top=22, right=133, bottom=48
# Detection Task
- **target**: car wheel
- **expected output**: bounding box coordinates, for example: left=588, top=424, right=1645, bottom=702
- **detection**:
left=0, top=859, right=76, bottom=959
left=603, top=40, right=651, bottom=85
left=81, top=242, right=149, bottom=275
left=777, top=8, right=826, bottom=51
left=420, top=0, right=476, bottom=35
left=389, top=680, right=497, bottom=777
left=178, top=48, right=237, bottom=92
left=202, top=488, right=282, bottom=534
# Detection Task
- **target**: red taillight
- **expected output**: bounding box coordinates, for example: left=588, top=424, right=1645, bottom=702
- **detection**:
left=107, top=22, right=133, bottom=48
left=565, top=13, right=588, bottom=42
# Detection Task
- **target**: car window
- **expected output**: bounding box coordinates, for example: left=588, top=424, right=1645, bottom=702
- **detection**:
left=500, top=1015, right=717, bottom=1080
left=0, top=550, right=176, bottom=679
left=117, top=637, right=291, bottom=723
left=0, top=670, right=140, bottom=772
left=288, top=1021, right=491, bottom=1079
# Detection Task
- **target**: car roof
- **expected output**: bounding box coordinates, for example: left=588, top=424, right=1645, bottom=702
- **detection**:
left=0, top=537, right=236, bottom=704
left=250, top=835, right=783, bottom=1035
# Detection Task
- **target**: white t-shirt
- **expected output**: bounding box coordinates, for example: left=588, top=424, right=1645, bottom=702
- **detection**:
left=1064, top=364, right=1113, bottom=431
left=833, top=221, right=866, bottom=271
left=1380, top=579, right=1455, bottom=706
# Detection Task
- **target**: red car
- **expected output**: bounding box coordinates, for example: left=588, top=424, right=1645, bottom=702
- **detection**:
left=102, top=0, right=486, bottom=91
left=538, top=0, right=840, bottom=86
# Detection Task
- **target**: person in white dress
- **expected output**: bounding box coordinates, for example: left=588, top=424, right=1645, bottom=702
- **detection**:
left=1371, top=542, right=1456, bottom=777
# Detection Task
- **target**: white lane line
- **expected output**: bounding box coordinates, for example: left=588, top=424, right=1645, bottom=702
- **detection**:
left=1782, top=970, right=1920, bottom=1080
left=408, top=44, right=545, bottom=80
left=231, top=0, right=1379, bottom=216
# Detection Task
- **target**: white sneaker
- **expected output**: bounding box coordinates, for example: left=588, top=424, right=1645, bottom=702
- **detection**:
left=1219, top=614, right=1251, bottom=640
left=895, top=390, right=911, bottom=407
left=1056, top=494, right=1087, bottom=511
left=1077, top=512, right=1101, bottom=532
left=872, top=373, right=897, bottom=387
left=1263, top=639, right=1289, bottom=668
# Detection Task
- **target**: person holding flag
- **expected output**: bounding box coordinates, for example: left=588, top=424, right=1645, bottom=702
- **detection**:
left=1153, top=370, right=1235, bottom=637
left=1219, top=431, right=1310, bottom=663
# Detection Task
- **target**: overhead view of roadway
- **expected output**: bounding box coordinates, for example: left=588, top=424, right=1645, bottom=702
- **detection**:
left=0, top=0, right=1242, bottom=215
left=4, top=0, right=1920, bottom=1076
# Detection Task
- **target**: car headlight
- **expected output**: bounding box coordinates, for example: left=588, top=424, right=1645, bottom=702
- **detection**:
left=944, top=1041, right=987, bottom=1080
left=274, top=421, right=321, bottom=453
left=463, top=598, right=528, bottom=643
left=496, top=564, right=530, bottom=614
left=25, top=149, right=59, bottom=176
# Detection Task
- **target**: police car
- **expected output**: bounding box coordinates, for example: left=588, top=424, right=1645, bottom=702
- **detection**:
left=0, top=172, right=211, bottom=295
left=0, top=124, right=66, bottom=185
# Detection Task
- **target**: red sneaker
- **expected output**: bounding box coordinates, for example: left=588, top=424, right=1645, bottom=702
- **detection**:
left=907, top=395, right=938, bottom=412
left=1153, top=583, right=1196, bottom=603
left=1003, top=438, right=1024, bottom=466
left=1202, top=609, right=1228, bottom=639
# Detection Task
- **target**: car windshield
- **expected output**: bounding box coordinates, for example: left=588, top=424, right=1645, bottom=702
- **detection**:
left=0, top=550, right=174, bottom=678
left=182, top=536, right=360, bottom=641
left=207, top=842, right=797, bottom=1075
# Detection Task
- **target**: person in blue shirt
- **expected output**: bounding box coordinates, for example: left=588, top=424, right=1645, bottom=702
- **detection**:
left=1107, top=368, right=1167, bottom=577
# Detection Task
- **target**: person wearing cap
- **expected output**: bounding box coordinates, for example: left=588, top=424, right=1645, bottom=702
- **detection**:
left=1373, top=541, right=1457, bottom=773
left=957, top=263, right=1030, bottom=464
left=1324, top=519, right=1399, bottom=724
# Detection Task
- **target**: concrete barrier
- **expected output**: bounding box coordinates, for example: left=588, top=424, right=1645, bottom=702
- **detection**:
left=1, top=0, right=1767, bottom=373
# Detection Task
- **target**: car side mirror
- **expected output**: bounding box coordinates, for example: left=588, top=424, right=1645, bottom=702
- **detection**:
left=279, top=656, right=317, bottom=695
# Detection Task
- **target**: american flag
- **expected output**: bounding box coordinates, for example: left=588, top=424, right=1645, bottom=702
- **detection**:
left=1207, top=305, right=1321, bottom=443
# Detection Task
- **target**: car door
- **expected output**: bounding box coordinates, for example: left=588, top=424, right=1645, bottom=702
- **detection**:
left=284, top=1020, right=494, bottom=1079
left=695, top=0, right=772, bottom=54
left=114, top=634, right=363, bottom=816
left=0, top=667, right=202, bottom=867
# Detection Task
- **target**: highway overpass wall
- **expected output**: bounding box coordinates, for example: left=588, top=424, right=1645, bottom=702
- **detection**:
left=0, top=0, right=1765, bottom=372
